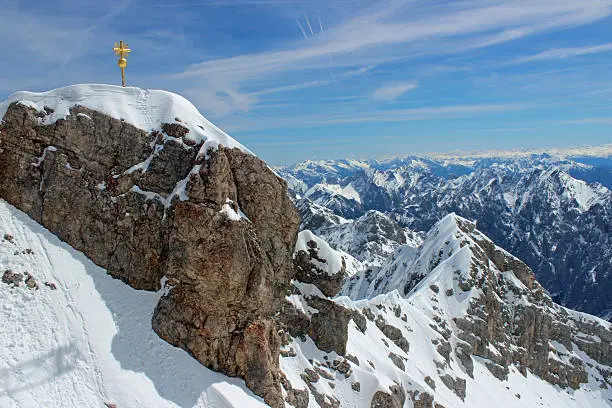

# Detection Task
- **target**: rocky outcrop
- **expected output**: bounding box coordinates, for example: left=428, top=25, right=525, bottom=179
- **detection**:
left=294, top=231, right=346, bottom=297
left=448, top=217, right=612, bottom=391
left=0, top=102, right=301, bottom=407
left=370, top=384, right=406, bottom=408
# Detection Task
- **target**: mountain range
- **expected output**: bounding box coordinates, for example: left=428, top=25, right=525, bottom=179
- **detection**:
left=1, top=85, right=611, bottom=408
left=278, top=151, right=612, bottom=320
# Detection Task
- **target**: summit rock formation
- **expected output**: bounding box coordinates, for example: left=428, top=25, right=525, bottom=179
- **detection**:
left=0, top=85, right=300, bottom=407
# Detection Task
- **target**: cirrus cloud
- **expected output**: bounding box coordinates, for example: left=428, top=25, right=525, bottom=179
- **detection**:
left=372, top=82, right=418, bottom=100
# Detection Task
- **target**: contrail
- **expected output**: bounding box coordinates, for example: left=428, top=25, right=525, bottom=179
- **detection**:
left=317, top=10, right=323, bottom=33
left=296, top=19, right=309, bottom=40
left=304, top=14, right=314, bottom=35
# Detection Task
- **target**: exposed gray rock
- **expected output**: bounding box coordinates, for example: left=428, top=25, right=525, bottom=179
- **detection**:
left=363, top=307, right=375, bottom=321
left=375, top=315, right=410, bottom=353
left=2, top=270, right=23, bottom=286
left=370, top=384, right=406, bottom=408
left=410, top=391, right=434, bottom=408
left=24, top=273, right=37, bottom=290
left=44, top=281, right=57, bottom=290
left=351, top=311, right=367, bottom=333
left=485, top=361, right=509, bottom=381
left=424, top=376, right=436, bottom=390
left=439, top=374, right=466, bottom=401
left=436, top=341, right=452, bottom=364
left=279, top=370, right=310, bottom=408
left=307, top=296, right=352, bottom=355
left=388, top=352, right=405, bottom=371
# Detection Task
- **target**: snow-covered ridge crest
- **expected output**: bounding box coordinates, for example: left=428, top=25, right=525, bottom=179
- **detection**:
left=281, top=211, right=612, bottom=407
left=0, top=84, right=250, bottom=155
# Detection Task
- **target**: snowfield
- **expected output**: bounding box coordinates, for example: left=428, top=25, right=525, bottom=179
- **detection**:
left=0, top=200, right=266, bottom=408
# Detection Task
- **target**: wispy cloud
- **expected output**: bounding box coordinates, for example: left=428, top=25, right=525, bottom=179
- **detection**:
left=253, top=66, right=372, bottom=96
left=222, top=103, right=526, bottom=132
left=510, top=43, right=612, bottom=65
left=372, top=82, right=418, bottom=100
left=175, top=0, right=612, bottom=113
left=564, top=118, right=612, bottom=125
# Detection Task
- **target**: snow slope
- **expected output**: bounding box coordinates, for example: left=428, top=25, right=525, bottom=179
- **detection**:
left=0, top=84, right=248, bottom=155
left=281, top=214, right=612, bottom=408
left=0, top=199, right=266, bottom=408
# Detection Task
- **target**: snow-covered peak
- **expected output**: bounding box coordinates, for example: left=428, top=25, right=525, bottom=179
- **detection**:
left=540, top=167, right=609, bottom=211
left=304, top=183, right=362, bottom=204
left=342, top=212, right=487, bottom=300
left=0, top=84, right=249, bottom=155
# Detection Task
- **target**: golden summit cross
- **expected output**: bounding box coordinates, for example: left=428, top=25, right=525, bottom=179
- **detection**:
left=113, top=40, right=131, bottom=87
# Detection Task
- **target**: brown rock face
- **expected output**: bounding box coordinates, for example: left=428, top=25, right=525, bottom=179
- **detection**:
left=0, top=102, right=301, bottom=406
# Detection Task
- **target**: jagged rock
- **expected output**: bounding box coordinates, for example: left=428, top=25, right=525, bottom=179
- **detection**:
left=351, top=311, right=367, bottom=333
left=424, top=376, right=436, bottom=390
left=439, top=374, right=466, bottom=401
left=346, top=354, right=360, bottom=366
left=363, top=307, right=375, bottom=321
left=332, top=358, right=351, bottom=374
left=2, top=270, right=23, bottom=286
left=352, top=381, right=361, bottom=391
left=280, top=372, right=309, bottom=408
left=436, top=341, right=452, bottom=364
left=161, top=122, right=189, bottom=138
left=370, top=384, right=405, bottom=408
left=314, top=366, right=334, bottom=380
left=294, top=232, right=347, bottom=297
left=24, top=273, right=37, bottom=289
left=410, top=391, right=434, bottom=408
left=455, top=344, right=474, bottom=378
left=44, top=281, right=57, bottom=290
left=375, top=315, right=410, bottom=353
left=388, top=352, right=405, bottom=371
left=278, top=299, right=311, bottom=340
left=286, top=388, right=309, bottom=408
left=485, top=361, right=509, bottom=381
left=0, top=102, right=301, bottom=407
left=301, top=368, right=320, bottom=384
left=307, top=296, right=352, bottom=355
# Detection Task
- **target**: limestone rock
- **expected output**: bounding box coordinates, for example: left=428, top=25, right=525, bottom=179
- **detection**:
left=2, top=270, right=23, bottom=286
left=294, top=231, right=347, bottom=297
left=0, top=102, right=301, bottom=407
left=370, top=384, right=406, bottom=408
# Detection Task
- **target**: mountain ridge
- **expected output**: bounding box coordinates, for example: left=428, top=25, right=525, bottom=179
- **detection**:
left=280, top=153, right=612, bottom=320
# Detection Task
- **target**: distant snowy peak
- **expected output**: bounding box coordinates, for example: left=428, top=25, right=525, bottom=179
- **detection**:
left=342, top=212, right=539, bottom=303
left=535, top=167, right=610, bottom=211
left=310, top=210, right=422, bottom=268
left=0, top=84, right=249, bottom=156
left=305, top=183, right=362, bottom=204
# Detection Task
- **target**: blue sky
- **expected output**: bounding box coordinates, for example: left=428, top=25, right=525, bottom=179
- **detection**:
left=1, top=0, right=611, bottom=165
